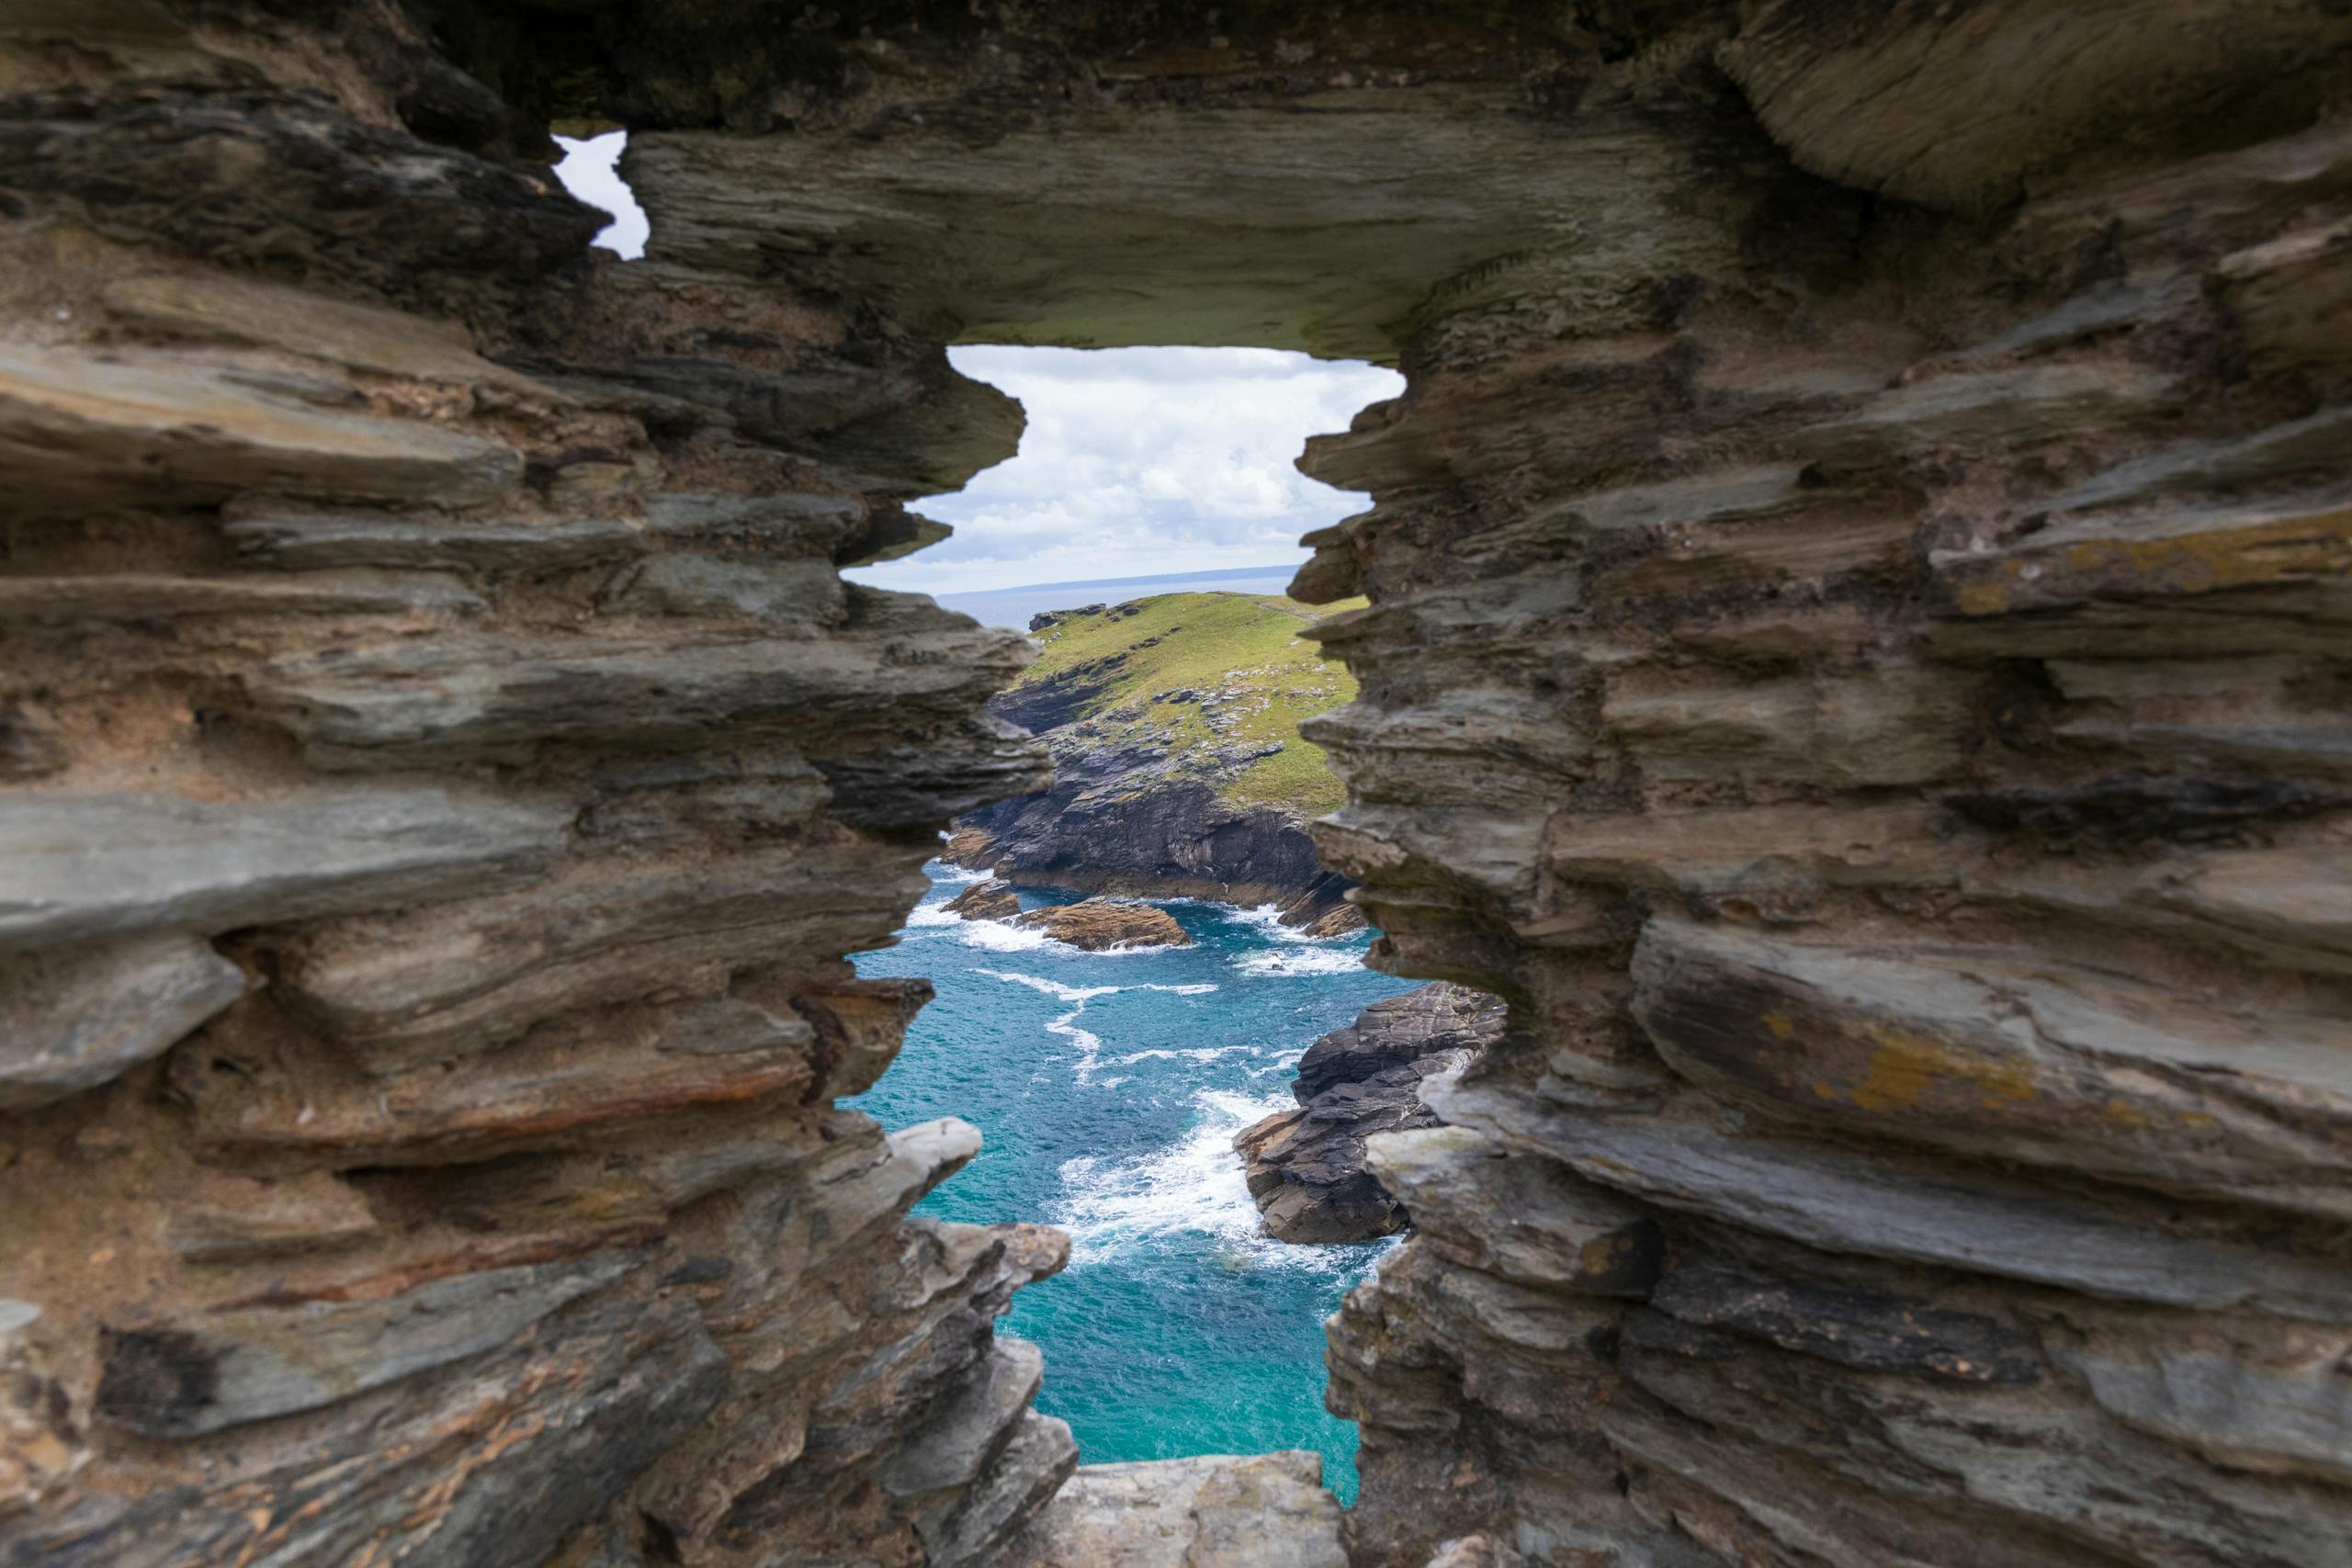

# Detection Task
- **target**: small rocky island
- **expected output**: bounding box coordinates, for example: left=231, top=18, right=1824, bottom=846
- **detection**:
left=1237, top=984, right=1507, bottom=1244
left=946, top=594, right=1364, bottom=931
left=945, top=878, right=1192, bottom=951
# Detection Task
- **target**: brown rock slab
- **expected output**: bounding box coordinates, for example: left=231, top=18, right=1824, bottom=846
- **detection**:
left=0, top=344, right=522, bottom=513
left=1012, top=897, right=1190, bottom=951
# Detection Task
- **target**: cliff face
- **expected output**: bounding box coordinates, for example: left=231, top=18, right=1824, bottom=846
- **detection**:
left=8, top=5, right=2352, bottom=1568
left=0, top=7, right=1069, bottom=1565
left=950, top=593, right=1362, bottom=925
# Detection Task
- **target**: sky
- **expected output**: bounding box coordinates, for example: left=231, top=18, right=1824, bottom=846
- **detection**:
left=551, top=135, right=1403, bottom=594
left=552, top=131, right=649, bottom=259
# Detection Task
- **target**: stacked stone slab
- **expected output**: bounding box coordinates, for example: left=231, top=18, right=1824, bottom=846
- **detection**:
left=0, top=6, right=1067, bottom=1566
left=8, top=5, right=2352, bottom=1568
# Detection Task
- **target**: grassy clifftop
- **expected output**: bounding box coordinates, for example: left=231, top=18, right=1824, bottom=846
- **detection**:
left=1007, top=591, right=1363, bottom=818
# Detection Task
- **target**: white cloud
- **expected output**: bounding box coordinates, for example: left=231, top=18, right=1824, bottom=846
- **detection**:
left=552, top=131, right=649, bottom=260
left=848, top=344, right=1402, bottom=593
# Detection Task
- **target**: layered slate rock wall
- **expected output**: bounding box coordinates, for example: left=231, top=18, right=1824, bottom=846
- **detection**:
left=10, top=5, right=2352, bottom=1568
left=0, top=6, right=1071, bottom=1565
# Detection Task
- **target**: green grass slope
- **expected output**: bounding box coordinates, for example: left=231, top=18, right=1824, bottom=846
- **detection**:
left=1012, top=591, right=1363, bottom=818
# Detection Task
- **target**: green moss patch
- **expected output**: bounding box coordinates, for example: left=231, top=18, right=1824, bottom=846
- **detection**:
left=1012, top=591, right=1363, bottom=817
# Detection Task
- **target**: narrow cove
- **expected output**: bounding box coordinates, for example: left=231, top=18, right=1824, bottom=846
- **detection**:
left=850, top=867, right=1413, bottom=1501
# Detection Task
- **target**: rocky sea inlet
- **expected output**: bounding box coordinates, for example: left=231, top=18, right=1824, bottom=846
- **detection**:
left=852, top=863, right=1411, bottom=1500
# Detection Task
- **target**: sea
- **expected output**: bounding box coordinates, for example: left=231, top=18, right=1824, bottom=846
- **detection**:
left=847, top=863, right=1414, bottom=1502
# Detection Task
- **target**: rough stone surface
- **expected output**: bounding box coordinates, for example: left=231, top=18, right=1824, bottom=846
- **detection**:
left=9, top=5, right=2352, bottom=1566
left=1237, top=983, right=1506, bottom=1243
left=1001, top=1451, right=1348, bottom=1568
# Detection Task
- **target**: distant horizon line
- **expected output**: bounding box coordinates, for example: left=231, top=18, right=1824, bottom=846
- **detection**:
left=933, top=562, right=1300, bottom=599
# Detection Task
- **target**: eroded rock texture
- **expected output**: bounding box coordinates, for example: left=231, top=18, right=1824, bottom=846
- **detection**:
left=0, top=6, right=1067, bottom=1566
left=8, top=3, right=2352, bottom=1567
left=1238, top=983, right=1507, bottom=1244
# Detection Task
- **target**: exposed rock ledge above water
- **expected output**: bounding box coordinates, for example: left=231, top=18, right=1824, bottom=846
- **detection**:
left=1001, top=1451, right=1346, bottom=1568
left=1238, top=984, right=1506, bottom=1244
left=946, top=880, right=1193, bottom=951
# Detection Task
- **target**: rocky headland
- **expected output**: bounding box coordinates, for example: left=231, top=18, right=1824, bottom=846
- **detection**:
left=946, top=593, right=1365, bottom=931
left=1237, top=985, right=1507, bottom=1244
left=7, top=5, right=2352, bottom=1567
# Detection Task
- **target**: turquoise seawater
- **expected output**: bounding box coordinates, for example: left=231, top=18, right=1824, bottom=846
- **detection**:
left=849, top=865, right=1414, bottom=1501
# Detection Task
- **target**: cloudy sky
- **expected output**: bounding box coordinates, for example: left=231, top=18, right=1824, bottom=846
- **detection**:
left=861, top=346, right=1402, bottom=593
left=554, top=137, right=1402, bottom=594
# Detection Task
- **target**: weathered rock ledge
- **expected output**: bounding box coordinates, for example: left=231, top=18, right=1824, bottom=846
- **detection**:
left=1238, top=984, right=1506, bottom=1244
left=1001, top=1451, right=1347, bottom=1568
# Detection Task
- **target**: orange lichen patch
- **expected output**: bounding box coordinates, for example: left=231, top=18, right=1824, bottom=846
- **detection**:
left=1842, top=1023, right=2042, bottom=1115
left=1949, top=502, right=2352, bottom=615
left=1762, top=1011, right=1797, bottom=1040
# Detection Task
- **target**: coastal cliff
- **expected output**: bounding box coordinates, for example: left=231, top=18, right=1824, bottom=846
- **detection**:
left=946, top=593, right=1363, bottom=929
left=6, top=5, right=2352, bottom=1568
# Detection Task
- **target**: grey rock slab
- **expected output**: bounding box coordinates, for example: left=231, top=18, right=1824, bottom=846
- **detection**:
left=1001, top=1450, right=1347, bottom=1568
left=94, top=1247, right=644, bottom=1438
left=1792, top=365, right=2177, bottom=468
left=922, top=1409, right=1080, bottom=1568
left=1642, top=1253, right=2042, bottom=1385
left=597, top=552, right=845, bottom=626
left=0, top=570, right=482, bottom=622
left=1622, top=1332, right=2352, bottom=1568
left=1365, top=1125, right=1661, bottom=1297
left=0, top=934, right=247, bottom=1109
left=875, top=1337, right=1046, bottom=1499
left=24, top=1292, right=723, bottom=1568
left=0, top=344, right=522, bottom=513
left=2040, top=405, right=2352, bottom=516
left=2059, top=1344, right=2352, bottom=1484
left=223, top=509, right=650, bottom=571
left=0, top=788, right=569, bottom=953
left=274, top=847, right=922, bottom=1069
left=222, top=491, right=865, bottom=573
left=250, top=619, right=1033, bottom=769
left=1435, top=1081, right=2352, bottom=1322
left=1631, top=918, right=2352, bottom=1217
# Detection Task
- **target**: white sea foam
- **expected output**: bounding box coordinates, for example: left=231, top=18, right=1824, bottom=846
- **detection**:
left=1218, top=901, right=1362, bottom=945
left=924, top=859, right=992, bottom=884
left=1233, top=946, right=1370, bottom=978
left=976, top=970, right=1122, bottom=1004
left=1049, top=1088, right=1363, bottom=1273
left=1114, top=1045, right=1251, bottom=1066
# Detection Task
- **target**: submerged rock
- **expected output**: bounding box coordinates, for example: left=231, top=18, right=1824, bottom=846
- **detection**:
left=1012, top=898, right=1191, bottom=952
left=1238, top=983, right=1507, bottom=1243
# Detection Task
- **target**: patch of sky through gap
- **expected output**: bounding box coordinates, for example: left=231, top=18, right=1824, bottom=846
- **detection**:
left=552, top=130, right=649, bottom=260
left=850, top=345, right=1406, bottom=597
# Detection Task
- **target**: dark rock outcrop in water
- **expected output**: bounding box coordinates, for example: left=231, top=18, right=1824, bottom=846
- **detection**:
left=10, top=6, right=2352, bottom=1567
left=1238, top=985, right=1507, bottom=1244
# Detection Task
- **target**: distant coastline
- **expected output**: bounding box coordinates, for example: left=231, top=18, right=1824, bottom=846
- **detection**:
left=933, top=563, right=1303, bottom=630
